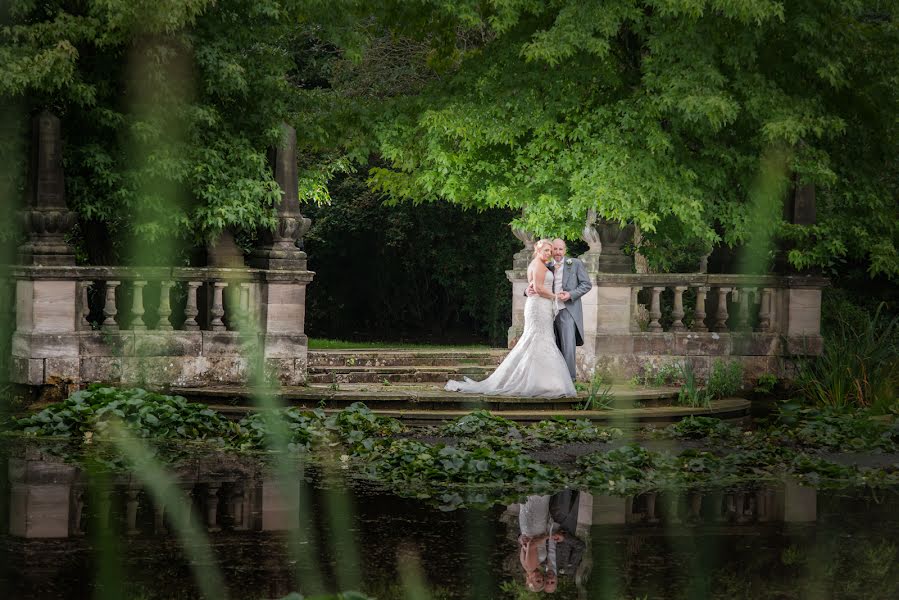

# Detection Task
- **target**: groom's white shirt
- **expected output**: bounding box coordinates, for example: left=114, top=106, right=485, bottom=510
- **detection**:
left=553, top=263, right=567, bottom=312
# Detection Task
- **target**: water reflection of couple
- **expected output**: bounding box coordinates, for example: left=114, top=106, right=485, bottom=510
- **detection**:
left=517, top=490, right=586, bottom=593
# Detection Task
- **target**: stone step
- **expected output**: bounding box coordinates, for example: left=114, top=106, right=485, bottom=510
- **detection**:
left=207, top=395, right=751, bottom=425
left=307, top=373, right=488, bottom=384
left=306, top=365, right=491, bottom=384
left=176, top=384, right=687, bottom=413
left=307, top=349, right=507, bottom=369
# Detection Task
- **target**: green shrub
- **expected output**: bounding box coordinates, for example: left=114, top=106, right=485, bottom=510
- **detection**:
left=706, top=359, right=743, bottom=399
left=754, top=373, right=778, bottom=395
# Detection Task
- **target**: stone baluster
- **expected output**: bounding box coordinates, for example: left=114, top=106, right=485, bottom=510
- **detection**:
left=757, top=288, right=774, bottom=332
left=102, top=281, right=121, bottom=331
left=130, top=281, right=147, bottom=330
left=644, top=492, right=659, bottom=523
left=734, top=287, right=753, bottom=331
left=125, top=488, right=141, bottom=535
left=225, top=283, right=242, bottom=330
left=79, top=281, right=93, bottom=330
left=183, top=281, right=201, bottom=331
left=230, top=484, right=248, bottom=530
left=154, top=502, right=168, bottom=534
left=630, top=286, right=643, bottom=331
left=735, top=492, right=749, bottom=523
left=239, top=283, right=251, bottom=327
left=670, top=285, right=687, bottom=331
left=666, top=494, right=681, bottom=524
left=714, top=287, right=732, bottom=332
left=98, top=490, right=112, bottom=530
left=648, top=287, right=664, bottom=332
left=73, top=489, right=86, bottom=535
left=210, top=281, right=227, bottom=331
left=689, top=492, right=702, bottom=521
left=157, top=281, right=174, bottom=330
left=692, top=285, right=709, bottom=332
left=206, top=484, right=221, bottom=532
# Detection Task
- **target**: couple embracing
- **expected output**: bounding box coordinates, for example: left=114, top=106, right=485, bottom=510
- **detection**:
left=446, top=239, right=592, bottom=398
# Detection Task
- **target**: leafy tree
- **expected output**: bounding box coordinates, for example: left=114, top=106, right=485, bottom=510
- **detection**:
left=366, top=0, right=899, bottom=278
left=0, top=0, right=359, bottom=262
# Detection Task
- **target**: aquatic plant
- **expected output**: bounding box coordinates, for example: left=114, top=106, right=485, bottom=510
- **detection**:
left=656, top=416, right=740, bottom=440
left=796, top=303, right=899, bottom=414
left=676, top=361, right=709, bottom=407
left=11, top=385, right=243, bottom=443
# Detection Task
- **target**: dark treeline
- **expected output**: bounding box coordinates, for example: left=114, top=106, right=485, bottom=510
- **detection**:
left=303, top=171, right=520, bottom=346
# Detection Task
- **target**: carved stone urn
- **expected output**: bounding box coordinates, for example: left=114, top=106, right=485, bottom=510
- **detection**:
left=18, top=112, right=77, bottom=266
left=510, top=225, right=536, bottom=271
left=581, top=211, right=634, bottom=273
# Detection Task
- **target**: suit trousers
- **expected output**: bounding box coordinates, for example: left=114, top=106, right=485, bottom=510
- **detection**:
left=554, top=309, right=577, bottom=380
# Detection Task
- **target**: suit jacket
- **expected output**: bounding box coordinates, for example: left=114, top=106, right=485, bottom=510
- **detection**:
left=549, top=489, right=586, bottom=576
left=558, top=258, right=592, bottom=346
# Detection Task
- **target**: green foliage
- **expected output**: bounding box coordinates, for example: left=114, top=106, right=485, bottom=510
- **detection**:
left=632, top=361, right=683, bottom=387
left=11, top=385, right=242, bottom=442
left=0, top=0, right=357, bottom=256
left=797, top=303, right=899, bottom=413
left=369, top=1, right=899, bottom=279
left=439, top=411, right=621, bottom=446
left=765, top=407, right=898, bottom=453
left=440, top=409, right=521, bottom=437
left=526, top=418, right=622, bottom=446
left=657, top=416, right=740, bottom=440
left=754, top=373, right=778, bottom=395
left=706, top=359, right=744, bottom=399
left=578, top=371, right=615, bottom=410
left=677, top=361, right=709, bottom=407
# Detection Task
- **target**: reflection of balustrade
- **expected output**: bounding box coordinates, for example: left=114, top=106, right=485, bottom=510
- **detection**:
left=622, top=485, right=813, bottom=526
left=6, top=455, right=264, bottom=539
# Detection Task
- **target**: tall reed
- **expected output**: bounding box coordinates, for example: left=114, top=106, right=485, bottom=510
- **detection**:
left=796, top=303, right=898, bottom=413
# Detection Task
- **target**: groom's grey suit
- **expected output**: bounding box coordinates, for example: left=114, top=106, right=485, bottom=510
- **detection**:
left=554, top=258, right=592, bottom=380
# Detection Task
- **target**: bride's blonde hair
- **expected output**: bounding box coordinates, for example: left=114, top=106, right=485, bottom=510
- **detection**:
left=532, top=238, right=552, bottom=258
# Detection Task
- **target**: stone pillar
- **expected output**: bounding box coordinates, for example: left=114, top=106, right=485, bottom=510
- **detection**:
left=506, top=224, right=534, bottom=348
left=251, top=124, right=311, bottom=271
left=11, top=112, right=81, bottom=387
left=17, top=112, right=76, bottom=267
left=577, top=213, right=637, bottom=378
left=251, top=123, right=315, bottom=384
left=783, top=276, right=827, bottom=355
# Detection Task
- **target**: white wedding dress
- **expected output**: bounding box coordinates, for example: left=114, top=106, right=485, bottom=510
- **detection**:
left=445, top=269, right=576, bottom=398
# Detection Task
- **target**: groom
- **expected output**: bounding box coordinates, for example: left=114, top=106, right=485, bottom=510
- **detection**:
left=527, top=239, right=592, bottom=381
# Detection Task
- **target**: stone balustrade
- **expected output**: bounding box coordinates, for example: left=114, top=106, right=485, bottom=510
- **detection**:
left=10, top=264, right=314, bottom=388
left=7, top=114, right=314, bottom=391
left=507, top=265, right=827, bottom=382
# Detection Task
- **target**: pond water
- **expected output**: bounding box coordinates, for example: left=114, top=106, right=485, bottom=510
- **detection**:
left=1, top=440, right=898, bottom=600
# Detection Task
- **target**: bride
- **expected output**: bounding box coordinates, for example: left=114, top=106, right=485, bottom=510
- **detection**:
left=445, top=239, right=576, bottom=398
